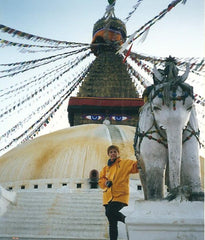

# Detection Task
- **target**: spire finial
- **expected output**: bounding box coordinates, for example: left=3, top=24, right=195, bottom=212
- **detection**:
left=108, top=0, right=116, bottom=5
left=104, top=0, right=116, bottom=19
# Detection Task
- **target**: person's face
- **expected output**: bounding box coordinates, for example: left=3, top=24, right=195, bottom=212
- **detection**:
left=108, top=148, right=119, bottom=161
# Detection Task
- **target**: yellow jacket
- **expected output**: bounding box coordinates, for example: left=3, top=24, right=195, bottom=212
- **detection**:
left=98, top=158, right=139, bottom=206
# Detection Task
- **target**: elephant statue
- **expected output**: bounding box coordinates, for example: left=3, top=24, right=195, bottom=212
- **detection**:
left=134, top=56, right=203, bottom=201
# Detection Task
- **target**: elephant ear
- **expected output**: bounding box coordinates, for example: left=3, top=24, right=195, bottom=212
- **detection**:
left=153, top=65, right=164, bottom=84
left=138, top=103, right=154, bottom=133
left=180, top=63, right=190, bottom=82
left=135, top=103, right=155, bottom=154
left=188, top=105, right=199, bottom=131
left=142, top=85, right=154, bottom=100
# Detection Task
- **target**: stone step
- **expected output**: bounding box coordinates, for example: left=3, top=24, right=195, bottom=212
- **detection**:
left=0, top=222, right=106, bottom=232
left=4, top=206, right=105, bottom=215
left=1, top=215, right=106, bottom=223
left=15, top=200, right=102, bottom=207
left=16, top=198, right=102, bottom=203
left=0, top=226, right=108, bottom=239
left=11, top=202, right=103, bottom=209
left=0, top=235, right=108, bottom=240
left=0, top=238, right=108, bottom=240
left=17, top=194, right=102, bottom=198
left=16, top=194, right=103, bottom=204
left=0, top=190, right=108, bottom=240
left=16, top=191, right=102, bottom=197
left=2, top=213, right=105, bottom=220
left=2, top=212, right=105, bottom=220
left=0, top=232, right=108, bottom=240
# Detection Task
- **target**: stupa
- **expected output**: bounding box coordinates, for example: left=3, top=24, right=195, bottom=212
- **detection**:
left=0, top=1, right=143, bottom=239
left=68, top=14, right=143, bottom=126
left=0, top=0, right=142, bottom=187
left=0, top=1, right=204, bottom=239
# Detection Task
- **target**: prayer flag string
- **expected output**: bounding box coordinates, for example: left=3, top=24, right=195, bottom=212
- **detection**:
left=0, top=24, right=89, bottom=46
left=0, top=47, right=90, bottom=78
left=127, top=51, right=205, bottom=73
left=0, top=38, right=84, bottom=49
left=0, top=61, right=94, bottom=152
left=118, top=0, right=187, bottom=54
left=124, top=0, right=143, bottom=23
left=0, top=51, right=92, bottom=117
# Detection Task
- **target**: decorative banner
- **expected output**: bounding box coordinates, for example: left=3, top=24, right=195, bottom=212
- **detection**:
left=139, top=27, right=150, bottom=43
left=0, top=24, right=89, bottom=46
left=194, top=94, right=205, bottom=106
left=0, top=47, right=90, bottom=78
left=0, top=38, right=86, bottom=54
left=127, top=50, right=205, bottom=73
left=127, top=52, right=155, bottom=75
left=0, top=73, right=81, bottom=140
left=123, top=43, right=133, bottom=63
left=126, top=52, right=205, bottom=108
left=127, top=50, right=164, bottom=63
left=0, top=61, right=94, bottom=152
left=128, top=61, right=205, bottom=107
left=0, top=46, right=89, bottom=67
left=127, top=63, right=149, bottom=88
left=118, top=0, right=187, bottom=54
left=0, top=38, right=73, bottom=49
left=0, top=50, right=92, bottom=117
left=124, top=0, right=143, bottom=23
left=0, top=61, right=71, bottom=98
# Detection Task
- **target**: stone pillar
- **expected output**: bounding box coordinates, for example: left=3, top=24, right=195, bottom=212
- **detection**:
left=126, top=200, right=204, bottom=240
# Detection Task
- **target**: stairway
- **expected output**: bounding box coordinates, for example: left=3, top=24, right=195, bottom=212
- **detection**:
left=0, top=189, right=109, bottom=240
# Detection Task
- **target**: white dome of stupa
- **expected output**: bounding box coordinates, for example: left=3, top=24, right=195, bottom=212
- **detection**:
left=0, top=124, right=137, bottom=184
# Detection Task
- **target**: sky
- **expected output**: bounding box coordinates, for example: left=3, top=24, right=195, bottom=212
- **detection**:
left=0, top=0, right=204, bottom=60
left=0, top=0, right=204, bottom=156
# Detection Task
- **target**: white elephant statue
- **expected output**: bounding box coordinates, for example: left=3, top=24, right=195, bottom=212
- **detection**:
left=134, top=56, right=203, bottom=201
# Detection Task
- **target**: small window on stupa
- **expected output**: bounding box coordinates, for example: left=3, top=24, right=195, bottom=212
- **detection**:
left=137, top=185, right=142, bottom=190
left=76, top=183, right=82, bottom=188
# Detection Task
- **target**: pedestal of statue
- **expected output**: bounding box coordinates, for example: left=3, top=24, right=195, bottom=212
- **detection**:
left=126, top=200, right=204, bottom=240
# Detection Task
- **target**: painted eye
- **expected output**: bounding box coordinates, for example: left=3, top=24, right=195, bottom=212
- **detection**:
left=85, top=115, right=103, bottom=120
left=111, top=115, right=129, bottom=121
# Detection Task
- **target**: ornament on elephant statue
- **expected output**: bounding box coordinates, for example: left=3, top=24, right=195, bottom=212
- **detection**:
left=134, top=56, right=204, bottom=201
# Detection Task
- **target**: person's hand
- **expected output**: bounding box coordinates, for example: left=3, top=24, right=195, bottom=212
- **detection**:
left=105, top=180, right=112, bottom=188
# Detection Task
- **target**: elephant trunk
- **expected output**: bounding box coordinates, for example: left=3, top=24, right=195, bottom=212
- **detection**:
left=166, top=126, right=183, bottom=191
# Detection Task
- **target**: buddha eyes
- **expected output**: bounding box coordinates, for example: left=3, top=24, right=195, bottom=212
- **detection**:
left=84, top=114, right=130, bottom=121
left=110, top=115, right=128, bottom=121
left=85, top=115, right=103, bottom=121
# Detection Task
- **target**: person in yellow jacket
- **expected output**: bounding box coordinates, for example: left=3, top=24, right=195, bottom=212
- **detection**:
left=98, top=145, right=139, bottom=240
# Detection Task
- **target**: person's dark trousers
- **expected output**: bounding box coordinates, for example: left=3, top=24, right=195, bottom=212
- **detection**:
left=105, top=201, right=126, bottom=240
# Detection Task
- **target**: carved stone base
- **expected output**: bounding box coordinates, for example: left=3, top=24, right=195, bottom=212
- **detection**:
left=126, top=200, right=204, bottom=240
